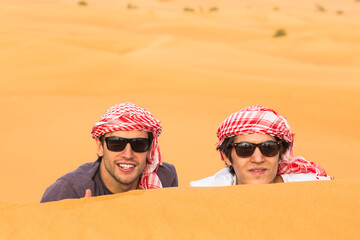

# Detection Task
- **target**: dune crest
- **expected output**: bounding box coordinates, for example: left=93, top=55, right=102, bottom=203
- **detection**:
left=1, top=180, right=359, bottom=239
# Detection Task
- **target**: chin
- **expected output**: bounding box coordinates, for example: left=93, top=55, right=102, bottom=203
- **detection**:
left=247, top=178, right=272, bottom=184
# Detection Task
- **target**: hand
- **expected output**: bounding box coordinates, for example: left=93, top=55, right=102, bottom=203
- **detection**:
left=84, top=189, right=92, bottom=198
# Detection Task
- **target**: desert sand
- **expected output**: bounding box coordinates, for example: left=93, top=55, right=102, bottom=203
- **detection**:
left=0, top=0, right=359, bottom=238
left=1, top=180, right=360, bottom=239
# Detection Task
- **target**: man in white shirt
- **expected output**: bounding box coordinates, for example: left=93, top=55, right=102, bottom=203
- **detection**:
left=191, top=106, right=332, bottom=187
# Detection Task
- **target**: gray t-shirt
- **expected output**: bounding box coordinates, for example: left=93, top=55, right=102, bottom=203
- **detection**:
left=41, top=160, right=178, bottom=203
left=92, top=168, right=113, bottom=196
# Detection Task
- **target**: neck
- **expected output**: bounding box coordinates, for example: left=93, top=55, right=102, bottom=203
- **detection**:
left=273, top=175, right=284, bottom=183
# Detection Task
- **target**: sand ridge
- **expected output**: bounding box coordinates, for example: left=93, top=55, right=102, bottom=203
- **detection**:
left=1, top=180, right=359, bottom=239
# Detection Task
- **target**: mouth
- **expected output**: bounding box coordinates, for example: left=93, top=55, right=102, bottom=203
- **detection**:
left=249, top=168, right=267, bottom=175
left=116, top=163, right=136, bottom=171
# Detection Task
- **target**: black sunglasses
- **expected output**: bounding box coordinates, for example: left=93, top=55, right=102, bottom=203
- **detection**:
left=101, top=137, right=152, bottom=153
left=231, top=141, right=281, bottom=158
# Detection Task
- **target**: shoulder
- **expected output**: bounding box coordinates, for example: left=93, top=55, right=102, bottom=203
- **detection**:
left=159, top=162, right=177, bottom=174
left=63, top=161, right=100, bottom=182
left=281, top=173, right=332, bottom=183
left=41, top=178, right=78, bottom=203
left=157, top=162, right=178, bottom=187
left=40, top=161, right=99, bottom=203
left=190, top=168, right=235, bottom=187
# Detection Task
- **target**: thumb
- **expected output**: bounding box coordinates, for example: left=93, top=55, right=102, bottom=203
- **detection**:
left=84, top=189, right=92, bottom=198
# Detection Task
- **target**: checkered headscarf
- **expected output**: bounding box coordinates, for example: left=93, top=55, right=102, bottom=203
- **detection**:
left=216, top=106, right=330, bottom=177
left=91, top=102, right=163, bottom=189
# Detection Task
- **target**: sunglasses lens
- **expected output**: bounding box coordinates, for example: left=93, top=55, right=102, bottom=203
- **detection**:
left=233, top=141, right=280, bottom=157
left=105, top=138, right=127, bottom=152
left=234, top=142, right=255, bottom=157
left=130, top=139, right=151, bottom=153
left=104, top=137, right=151, bottom=153
left=259, top=141, right=279, bottom=157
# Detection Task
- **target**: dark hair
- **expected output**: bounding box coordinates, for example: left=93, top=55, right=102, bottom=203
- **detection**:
left=217, top=136, right=291, bottom=176
left=216, top=136, right=236, bottom=175
left=96, top=132, right=154, bottom=161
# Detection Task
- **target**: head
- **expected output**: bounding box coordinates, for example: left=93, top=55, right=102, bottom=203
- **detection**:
left=217, top=134, right=291, bottom=184
left=91, top=102, right=162, bottom=192
left=95, top=132, right=154, bottom=162
left=216, top=106, right=293, bottom=184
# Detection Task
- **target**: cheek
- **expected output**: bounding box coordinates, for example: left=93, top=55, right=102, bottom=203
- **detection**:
left=269, top=156, right=280, bottom=170
left=233, top=160, right=246, bottom=171
left=135, top=152, right=149, bottom=163
left=230, top=156, right=247, bottom=171
left=102, top=149, right=118, bottom=161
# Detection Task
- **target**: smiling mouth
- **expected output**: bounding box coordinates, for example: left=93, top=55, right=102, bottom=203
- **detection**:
left=117, top=163, right=135, bottom=170
left=249, top=169, right=267, bottom=174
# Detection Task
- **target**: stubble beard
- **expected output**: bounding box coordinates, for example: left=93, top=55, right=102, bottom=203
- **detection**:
left=104, top=159, right=141, bottom=186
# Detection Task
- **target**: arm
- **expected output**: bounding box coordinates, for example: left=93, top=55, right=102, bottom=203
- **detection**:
left=170, top=167, right=178, bottom=187
left=40, top=179, right=80, bottom=203
left=166, top=162, right=178, bottom=187
left=157, top=162, right=179, bottom=187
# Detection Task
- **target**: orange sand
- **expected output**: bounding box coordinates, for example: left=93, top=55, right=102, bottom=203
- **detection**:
left=1, top=180, right=360, bottom=239
left=0, top=0, right=359, bottom=237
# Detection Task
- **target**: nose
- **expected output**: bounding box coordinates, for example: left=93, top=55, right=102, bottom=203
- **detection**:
left=250, top=147, right=265, bottom=163
left=121, top=143, right=134, bottom=159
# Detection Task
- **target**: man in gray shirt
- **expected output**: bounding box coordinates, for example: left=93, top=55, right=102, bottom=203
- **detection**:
left=41, top=102, right=178, bottom=203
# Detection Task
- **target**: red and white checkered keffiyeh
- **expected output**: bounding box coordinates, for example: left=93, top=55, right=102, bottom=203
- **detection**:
left=91, top=102, right=163, bottom=189
left=216, top=105, right=330, bottom=177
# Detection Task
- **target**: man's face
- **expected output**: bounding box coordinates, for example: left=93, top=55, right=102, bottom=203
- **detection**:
left=223, top=133, right=281, bottom=184
left=96, top=130, right=150, bottom=193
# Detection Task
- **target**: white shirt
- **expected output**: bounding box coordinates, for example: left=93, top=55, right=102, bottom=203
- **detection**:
left=190, top=167, right=331, bottom=187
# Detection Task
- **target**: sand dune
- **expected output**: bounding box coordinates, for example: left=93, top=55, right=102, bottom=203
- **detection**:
left=1, top=180, right=359, bottom=239
left=0, top=0, right=359, bottom=209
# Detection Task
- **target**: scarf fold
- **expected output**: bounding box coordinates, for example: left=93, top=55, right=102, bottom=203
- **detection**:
left=216, top=105, right=330, bottom=178
left=91, top=102, right=163, bottom=189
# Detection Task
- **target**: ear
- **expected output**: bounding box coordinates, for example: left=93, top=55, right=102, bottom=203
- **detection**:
left=221, top=151, right=232, bottom=166
left=95, top=138, right=104, bottom=157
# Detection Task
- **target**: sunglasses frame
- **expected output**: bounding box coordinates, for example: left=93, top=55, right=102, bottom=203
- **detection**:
left=231, top=141, right=282, bottom=158
left=101, top=136, right=152, bottom=153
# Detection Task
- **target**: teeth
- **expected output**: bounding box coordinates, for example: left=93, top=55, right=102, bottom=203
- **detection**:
left=118, top=164, right=134, bottom=169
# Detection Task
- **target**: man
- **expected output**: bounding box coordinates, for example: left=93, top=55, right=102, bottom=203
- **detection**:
left=191, top=105, right=331, bottom=186
left=41, top=102, right=178, bottom=202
